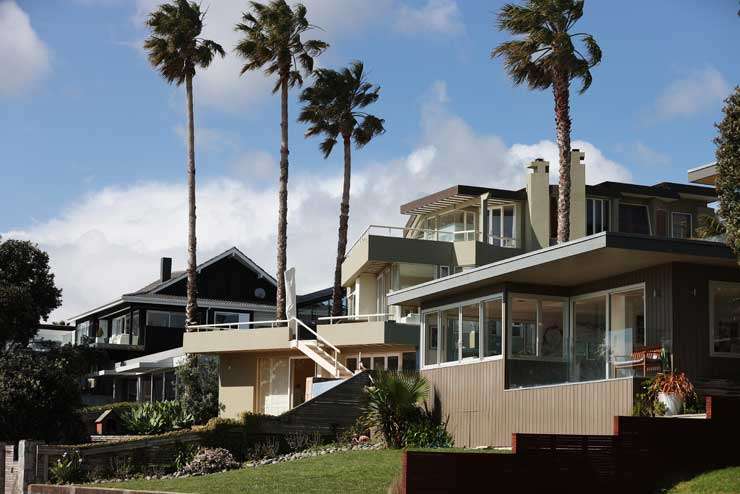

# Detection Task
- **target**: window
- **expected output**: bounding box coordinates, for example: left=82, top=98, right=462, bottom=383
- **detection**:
left=619, top=204, right=651, bottom=235
left=586, top=198, right=610, bottom=235
left=510, top=297, right=537, bottom=357
left=488, top=205, right=517, bottom=247
left=424, top=312, right=439, bottom=365
left=609, top=288, right=645, bottom=375
left=656, top=209, right=668, bottom=237
left=671, top=212, right=692, bottom=239
left=421, top=296, right=504, bottom=367
left=483, top=299, right=503, bottom=357
left=402, top=352, right=417, bottom=371
left=710, top=282, right=740, bottom=357
left=146, top=310, right=187, bottom=328
left=426, top=211, right=477, bottom=241
left=438, top=265, right=450, bottom=278
left=214, top=312, right=251, bottom=328
left=571, top=295, right=607, bottom=382
left=112, top=314, right=130, bottom=335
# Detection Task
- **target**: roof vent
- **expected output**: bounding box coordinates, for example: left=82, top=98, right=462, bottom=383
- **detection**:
left=160, top=257, right=172, bottom=282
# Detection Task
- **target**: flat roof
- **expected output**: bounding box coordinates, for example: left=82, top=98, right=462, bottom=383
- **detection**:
left=387, top=232, right=736, bottom=306
left=688, top=162, right=718, bottom=186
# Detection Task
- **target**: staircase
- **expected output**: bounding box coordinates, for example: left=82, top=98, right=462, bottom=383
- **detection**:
left=289, top=318, right=352, bottom=378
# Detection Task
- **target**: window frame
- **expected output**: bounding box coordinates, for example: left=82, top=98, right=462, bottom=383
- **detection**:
left=709, top=281, right=740, bottom=358
left=671, top=212, right=693, bottom=240
left=586, top=197, right=610, bottom=236
left=507, top=293, right=569, bottom=363
left=488, top=204, right=518, bottom=247
left=213, top=311, right=251, bottom=328
left=420, top=293, right=505, bottom=370
left=618, top=203, right=652, bottom=236
left=146, top=310, right=187, bottom=328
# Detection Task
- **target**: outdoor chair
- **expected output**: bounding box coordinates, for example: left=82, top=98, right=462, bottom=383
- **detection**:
left=613, top=345, right=663, bottom=377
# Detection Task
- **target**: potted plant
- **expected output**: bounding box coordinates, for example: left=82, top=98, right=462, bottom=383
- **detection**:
left=649, top=371, right=696, bottom=416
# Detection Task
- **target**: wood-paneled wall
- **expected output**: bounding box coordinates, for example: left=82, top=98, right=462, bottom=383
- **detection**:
left=423, top=359, right=634, bottom=447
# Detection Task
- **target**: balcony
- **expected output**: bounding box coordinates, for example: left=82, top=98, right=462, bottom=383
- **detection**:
left=317, top=313, right=420, bottom=347
left=342, top=225, right=523, bottom=285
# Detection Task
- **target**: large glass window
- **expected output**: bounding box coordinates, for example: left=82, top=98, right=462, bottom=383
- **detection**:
left=488, top=205, right=516, bottom=247
left=609, top=288, right=645, bottom=377
left=146, top=310, right=187, bottom=328
left=710, top=282, right=740, bottom=356
left=671, top=212, right=692, bottom=239
left=619, top=204, right=651, bottom=235
left=483, top=299, right=503, bottom=357
left=510, top=297, right=537, bottom=357
left=441, top=307, right=460, bottom=363
left=586, top=198, right=610, bottom=235
left=424, top=211, right=476, bottom=242
left=424, top=312, right=439, bottom=365
left=572, top=296, right=607, bottom=383
left=461, top=304, right=480, bottom=359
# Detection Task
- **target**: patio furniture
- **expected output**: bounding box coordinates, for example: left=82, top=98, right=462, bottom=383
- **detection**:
left=613, top=345, right=663, bottom=377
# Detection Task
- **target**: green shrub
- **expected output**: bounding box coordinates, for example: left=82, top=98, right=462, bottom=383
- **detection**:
left=176, top=356, right=223, bottom=425
left=50, top=450, right=84, bottom=484
left=179, top=447, right=239, bottom=475
left=285, top=431, right=321, bottom=452
left=121, top=400, right=194, bottom=435
left=174, top=443, right=199, bottom=472
left=633, top=378, right=667, bottom=417
left=405, top=412, right=453, bottom=449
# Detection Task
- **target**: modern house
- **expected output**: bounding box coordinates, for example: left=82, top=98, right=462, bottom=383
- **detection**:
left=185, top=150, right=739, bottom=446
left=67, top=247, right=333, bottom=404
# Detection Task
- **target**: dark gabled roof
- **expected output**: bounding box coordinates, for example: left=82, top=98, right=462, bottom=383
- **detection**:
left=400, top=185, right=526, bottom=215
left=127, top=247, right=276, bottom=296
left=297, top=287, right=333, bottom=305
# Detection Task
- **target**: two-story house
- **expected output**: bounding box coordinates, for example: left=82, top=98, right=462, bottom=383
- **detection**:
left=68, top=247, right=333, bottom=404
left=185, top=150, right=734, bottom=427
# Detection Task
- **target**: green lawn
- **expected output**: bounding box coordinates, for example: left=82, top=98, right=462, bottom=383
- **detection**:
left=663, top=467, right=740, bottom=493
left=95, top=449, right=402, bottom=494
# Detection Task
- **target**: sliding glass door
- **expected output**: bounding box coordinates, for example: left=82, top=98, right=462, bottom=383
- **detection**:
left=571, top=296, right=607, bottom=383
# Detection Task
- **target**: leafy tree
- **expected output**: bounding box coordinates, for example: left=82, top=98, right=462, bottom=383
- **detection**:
left=0, top=238, right=62, bottom=350
left=364, top=371, right=429, bottom=448
left=715, top=87, right=740, bottom=256
left=0, top=344, right=98, bottom=442
left=144, top=0, right=225, bottom=327
left=492, top=0, right=601, bottom=242
left=176, top=355, right=222, bottom=424
left=235, top=1, right=328, bottom=319
left=299, top=61, right=385, bottom=316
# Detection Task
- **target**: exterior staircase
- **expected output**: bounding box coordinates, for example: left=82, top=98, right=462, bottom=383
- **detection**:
left=289, top=318, right=352, bottom=378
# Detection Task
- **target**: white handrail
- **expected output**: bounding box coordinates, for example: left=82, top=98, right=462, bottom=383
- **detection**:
left=291, top=317, right=341, bottom=355
left=187, top=319, right=289, bottom=331
left=318, top=313, right=392, bottom=324
left=345, top=224, right=444, bottom=256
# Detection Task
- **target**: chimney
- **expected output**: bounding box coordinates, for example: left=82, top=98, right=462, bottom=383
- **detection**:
left=160, top=257, right=172, bottom=282
left=569, top=149, right=586, bottom=240
left=526, top=158, right=550, bottom=249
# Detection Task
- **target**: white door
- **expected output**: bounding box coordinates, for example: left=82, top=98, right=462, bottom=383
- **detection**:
left=258, top=357, right=290, bottom=415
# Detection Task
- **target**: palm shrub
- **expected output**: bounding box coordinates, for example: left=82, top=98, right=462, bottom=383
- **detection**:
left=121, top=400, right=194, bottom=435
left=364, top=371, right=431, bottom=448
left=50, top=449, right=84, bottom=484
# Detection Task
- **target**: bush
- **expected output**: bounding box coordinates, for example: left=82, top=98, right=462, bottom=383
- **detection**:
left=176, top=355, right=223, bottom=425
left=179, top=447, right=239, bottom=476
left=633, top=378, right=667, bottom=417
left=405, top=412, right=453, bottom=449
left=285, top=431, right=321, bottom=452
left=121, top=400, right=194, bottom=435
left=50, top=450, right=84, bottom=484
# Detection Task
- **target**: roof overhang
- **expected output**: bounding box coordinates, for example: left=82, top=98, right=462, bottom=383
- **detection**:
left=688, top=162, right=718, bottom=186
left=387, top=232, right=737, bottom=306
left=94, top=347, right=185, bottom=376
left=400, top=185, right=523, bottom=216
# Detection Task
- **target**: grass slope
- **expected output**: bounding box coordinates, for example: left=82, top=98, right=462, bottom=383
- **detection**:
left=663, top=467, right=740, bottom=493
left=96, top=449, right=402, bottom=494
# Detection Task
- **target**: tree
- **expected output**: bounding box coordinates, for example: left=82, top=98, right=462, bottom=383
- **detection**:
left=492, top=0, right=601, bottom=242
left=0, top=344, right=98, bottom=442
left=299, top=61, right=385, bottom=316
left=715, top=86, right=740, bottom=256
left=0, top=238, right=62, bottom=350
left=144, top=0, right=225, bottom=327
left=175, top=355, right=222, bottom=424
left=235, top=1, right=328, bottom=319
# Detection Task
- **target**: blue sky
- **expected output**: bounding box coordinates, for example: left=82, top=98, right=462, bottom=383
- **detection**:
left=1, top=0, right=738, bottom=319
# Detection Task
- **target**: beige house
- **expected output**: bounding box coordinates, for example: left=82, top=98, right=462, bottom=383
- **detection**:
left=185, top=150, right=736, bottom=443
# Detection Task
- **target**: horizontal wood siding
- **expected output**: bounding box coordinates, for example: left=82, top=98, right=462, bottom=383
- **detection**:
left=423, top=359, right=634, bottom=447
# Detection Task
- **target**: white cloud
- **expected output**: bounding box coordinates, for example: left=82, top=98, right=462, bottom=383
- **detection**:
left=5, top=81, right=631, bottom=321
left=632, top=142, right=671, bottom=167
left=0, top=1, right=50, bottom=97
left=652, top=67, right=730, bottom=120
left=395, top=0, right=464, bottom=36
left=230, top=150, right=278, bottom=182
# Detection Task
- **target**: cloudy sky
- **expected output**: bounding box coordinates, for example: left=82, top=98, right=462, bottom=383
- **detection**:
left=1, top=0, right=738, bottom=320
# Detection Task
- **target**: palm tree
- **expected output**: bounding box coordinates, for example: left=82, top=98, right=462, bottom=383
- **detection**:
left=144, top=0, right=224, bottom=328
left=235, top=1, right=328, bottom=320
left=492, top=0, right=601, bottom=242
left=299, top=61, right=385, bottom=317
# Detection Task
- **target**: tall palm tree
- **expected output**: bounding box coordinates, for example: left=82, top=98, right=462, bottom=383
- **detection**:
left=299, top=61, right=385, bottom=317
left=144, top=0, right=224, bottom=328
left=492, top=0, right=601, bottom=243
left=235, top=1, right=328, bottom=320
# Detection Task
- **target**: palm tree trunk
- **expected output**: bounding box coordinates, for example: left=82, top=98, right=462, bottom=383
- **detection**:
left=185, top=74, right=199, bottom=329
left=275, top=77, right=289, bottom=320
left=331, top=134, right=352, bottom=317
left=553, top=69, right=572, bottom=243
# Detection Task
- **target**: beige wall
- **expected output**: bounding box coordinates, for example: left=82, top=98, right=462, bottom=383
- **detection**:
left=219, top=353, right=258, bottom=419
left=570, top=150, right=587, bottom=239
left=356, top=274, right=378, bottom=315
left=526, top=159, right=551, bottom=249
left=422, top=358, right=634, bottom=447
left=183, top=326, right=290, bottom=354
